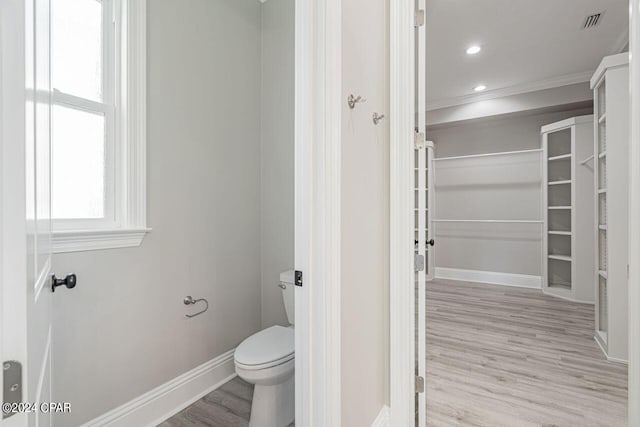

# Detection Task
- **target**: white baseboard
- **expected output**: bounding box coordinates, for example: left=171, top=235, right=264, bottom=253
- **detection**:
left=594, top=336, right=629, bottom=365
left=371, top=405, right=389, bottom=427
left=81, top=349, right=237, bottom=427
left=435, top=267, right=542, bottom=289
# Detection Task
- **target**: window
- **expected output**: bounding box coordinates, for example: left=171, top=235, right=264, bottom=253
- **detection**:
left=51, top=0, right=148, bottom=252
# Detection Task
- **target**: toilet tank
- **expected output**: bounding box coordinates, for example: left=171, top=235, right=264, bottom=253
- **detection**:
left=279, top=270, right=295, bottom=326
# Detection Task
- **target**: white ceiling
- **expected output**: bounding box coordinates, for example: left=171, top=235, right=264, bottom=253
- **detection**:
left=426, top=0, right=628, bottom=109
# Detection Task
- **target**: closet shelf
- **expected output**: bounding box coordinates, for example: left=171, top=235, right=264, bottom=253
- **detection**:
left=593, top=53, right=630, bottom=350
left=432, top=219, right=543, bottom=224
left=433, top=148, right=542, bottom=162
left=548, top=154, right=572, bottom=161
left=548, top=254, right=572, bottom=262
left=543, top=115, right=595, bottom=302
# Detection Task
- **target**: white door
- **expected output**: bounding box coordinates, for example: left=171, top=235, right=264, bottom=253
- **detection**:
left=414, top=141, right=433, bottom=427
left=414, top=0, right=433, bottom=424
left=1, top=0, right=54, bottom=425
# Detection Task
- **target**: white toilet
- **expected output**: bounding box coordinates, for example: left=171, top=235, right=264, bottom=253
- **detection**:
left=234, top=270, right=295, bottom=427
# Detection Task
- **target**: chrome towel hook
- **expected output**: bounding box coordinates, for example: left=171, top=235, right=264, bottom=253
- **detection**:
left=183, top=296, right=209, bottom=318
left=372, top=112, right=385, bottom=125
left=347, top=94, right=366, bottom=109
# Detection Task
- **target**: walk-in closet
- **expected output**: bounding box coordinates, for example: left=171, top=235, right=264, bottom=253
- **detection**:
left=419, top=1, right=630, bottom=425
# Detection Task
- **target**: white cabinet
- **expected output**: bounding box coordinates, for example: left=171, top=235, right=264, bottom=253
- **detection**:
left=542, top=116, right=594, bottom=303
left=591, top=53, right=629, bottom=362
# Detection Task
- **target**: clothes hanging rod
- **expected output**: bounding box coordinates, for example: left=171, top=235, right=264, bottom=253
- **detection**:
left=433, top=219, right=543, bottom=224
left=579, top=154, right=595, bottom=165
left=433, top=148, right=542, bottom=162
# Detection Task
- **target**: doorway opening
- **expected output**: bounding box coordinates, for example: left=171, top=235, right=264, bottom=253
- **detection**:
left=398, top=0, right=635, bottom=425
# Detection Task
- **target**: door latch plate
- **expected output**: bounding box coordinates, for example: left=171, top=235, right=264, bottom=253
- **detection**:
left=414, top=10, right=425, bottom=27
left=3, top=361, right=22, bottom=419
left=295, top=270, right=303, bottom=287
left=414, top=131, right=426, bottom=150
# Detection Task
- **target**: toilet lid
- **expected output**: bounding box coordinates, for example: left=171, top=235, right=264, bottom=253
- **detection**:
left=235, top=325, right=294, bottom=367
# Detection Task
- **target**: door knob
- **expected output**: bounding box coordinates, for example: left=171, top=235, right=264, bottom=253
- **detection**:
left=428, top=239, right=435, bottom=246
left=51, top=274, right=77, bottom=292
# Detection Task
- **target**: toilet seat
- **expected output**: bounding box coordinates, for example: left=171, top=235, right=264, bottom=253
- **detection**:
left=234, top=325, right=294, bottom=371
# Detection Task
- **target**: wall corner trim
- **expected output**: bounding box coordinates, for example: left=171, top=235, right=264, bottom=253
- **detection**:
left=435, top=267, right=542, bottom=289
left=371, top=405, right=390, bottom=427
left=80, top=349, right=236, bottom=427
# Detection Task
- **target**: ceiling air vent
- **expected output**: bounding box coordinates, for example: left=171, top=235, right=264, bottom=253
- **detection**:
left=583, top=12, right=603, bottom=29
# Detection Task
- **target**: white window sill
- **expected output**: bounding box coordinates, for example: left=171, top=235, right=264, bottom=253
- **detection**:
left=52, top=228, right=152, bottom=254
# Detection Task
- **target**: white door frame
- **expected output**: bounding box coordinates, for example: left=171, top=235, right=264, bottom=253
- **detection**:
left=295, top=0, right=342, bottom=426
left=1, top=0, right=54, bottom=424
left=389, top=0, right=416, bottom=425
left=0, top=0, right=6, bottom=412
left=1, top=0, right=29, bottom=425
left=628, top=0, right=640, bottom=422
left=390, top=2, right=640, bottom=426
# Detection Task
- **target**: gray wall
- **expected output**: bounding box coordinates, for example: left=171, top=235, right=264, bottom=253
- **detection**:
left=260, top=0, right=294, bottom=328
left=427, top=107, right=592, bottom=276
left=341, top=0, right=390, bottom=424
left=52, top=1, right=263, bottom=424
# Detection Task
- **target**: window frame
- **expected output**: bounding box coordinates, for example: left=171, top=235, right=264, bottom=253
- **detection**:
left=51, top=0, right=149, bottom=253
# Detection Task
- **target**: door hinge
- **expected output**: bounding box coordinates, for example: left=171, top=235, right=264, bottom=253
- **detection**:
left=295, top=270, right=303, bottom=287
left=415, top=254, right=425, bottom=272
left=414, top=131, right=426, bottom=150
left=414, top=10, right=425, bottom=27
left=415, top=375, right=425, bottom=393
left=3, top=361, right=22, bottom=419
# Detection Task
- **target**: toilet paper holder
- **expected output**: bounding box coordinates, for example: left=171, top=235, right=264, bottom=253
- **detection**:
left=183, top=296, right=209, bottom=318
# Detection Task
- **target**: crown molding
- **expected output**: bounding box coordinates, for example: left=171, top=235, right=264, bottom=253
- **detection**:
left=613, top=28, right=630, bottom=54
left=590, top=52, right=629, bottom=88
left=427, top=71, right=593, bottom=111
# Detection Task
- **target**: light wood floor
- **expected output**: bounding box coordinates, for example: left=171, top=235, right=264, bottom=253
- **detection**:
left=157, top=377, right=295, bottom=427
left=160, top=279, right=626, bottom=427
left=426, top=279, right=627, bottom=427
left=158, top=377, right=253, bottom=427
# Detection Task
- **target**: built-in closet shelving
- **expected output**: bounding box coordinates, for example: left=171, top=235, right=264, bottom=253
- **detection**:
left=591, top=53, right=629, bottom=362
left=414, top=141, right=434, bottom=280
left=542, top=115, right=594, bottom=303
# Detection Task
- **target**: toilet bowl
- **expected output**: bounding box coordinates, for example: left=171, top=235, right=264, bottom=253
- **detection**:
left=234, top=270, right=295, bottom=427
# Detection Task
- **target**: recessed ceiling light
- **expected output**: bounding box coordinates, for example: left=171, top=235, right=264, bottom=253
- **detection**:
left=474, top=84, right=487, bottom=92
left=466, top=45, right=481, bottom=55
